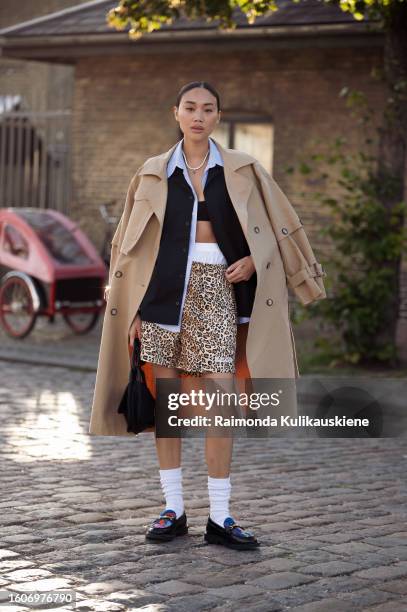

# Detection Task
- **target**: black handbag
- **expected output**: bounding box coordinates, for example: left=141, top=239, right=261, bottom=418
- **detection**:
left=118, top=337, right=155, bottom=434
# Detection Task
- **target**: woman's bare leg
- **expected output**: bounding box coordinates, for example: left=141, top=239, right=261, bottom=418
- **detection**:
left=153, top=363, right=182, bottom=469
left=203, top=372, right=235, bottom=478
left=206, top=322, right=251, bottom=474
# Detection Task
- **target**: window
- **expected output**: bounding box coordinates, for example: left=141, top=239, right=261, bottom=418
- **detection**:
left=211, top=117, right=274, bottom=173
left=3, top=224, right=29, bottom=259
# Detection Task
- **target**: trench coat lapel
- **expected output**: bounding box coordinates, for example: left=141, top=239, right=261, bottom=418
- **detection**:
left=137, top=137, right=254, bottom=237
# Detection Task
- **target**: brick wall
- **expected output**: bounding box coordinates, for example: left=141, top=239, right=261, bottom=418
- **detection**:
left=70, top=44, right=407, bottom=355
left=71, top=45, right=386, bottom=254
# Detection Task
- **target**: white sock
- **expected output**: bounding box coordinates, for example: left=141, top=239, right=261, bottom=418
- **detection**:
left=208, top=475, right=232, bottom=527
left=159, top=467, right=184, bottom=519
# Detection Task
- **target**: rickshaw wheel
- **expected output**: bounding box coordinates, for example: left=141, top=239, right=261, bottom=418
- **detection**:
left=62, top=311, right=100, bottom=334
left=0, top=276, right=38, bottom=338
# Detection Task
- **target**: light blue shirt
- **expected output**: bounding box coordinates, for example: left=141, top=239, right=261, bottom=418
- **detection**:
left=156, top=136, right=250, bottom=332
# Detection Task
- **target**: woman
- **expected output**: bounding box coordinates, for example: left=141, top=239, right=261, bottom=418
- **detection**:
left=132, top=81, right=260, bottom=550
left=89, top=80, right=327, bottom=551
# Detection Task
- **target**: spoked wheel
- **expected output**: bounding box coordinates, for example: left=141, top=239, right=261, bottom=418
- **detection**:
left=62, top=311, right=100, bottom=334
left=0, top=276, right=38, bottom=338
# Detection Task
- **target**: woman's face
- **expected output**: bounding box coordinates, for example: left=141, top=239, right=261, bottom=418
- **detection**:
left=174, top=87, right=220, bottom=140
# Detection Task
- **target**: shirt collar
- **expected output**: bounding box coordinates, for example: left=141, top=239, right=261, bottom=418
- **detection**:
left=166, top=136, right=224, bottom=178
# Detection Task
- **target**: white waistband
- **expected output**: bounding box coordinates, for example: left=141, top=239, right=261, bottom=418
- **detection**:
left=190, top=241, right=227, bottom=265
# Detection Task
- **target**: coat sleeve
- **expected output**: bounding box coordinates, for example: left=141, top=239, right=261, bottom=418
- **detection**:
left=252, top=161, right=327, bottom=306
left=107, top=169, right=142, bottom=288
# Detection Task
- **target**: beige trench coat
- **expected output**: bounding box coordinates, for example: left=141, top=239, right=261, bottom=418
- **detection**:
left=89, top=138, right=327, bottom=436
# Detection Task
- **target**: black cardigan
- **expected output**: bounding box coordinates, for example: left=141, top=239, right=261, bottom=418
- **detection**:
left=138, top=164, right=257, bottom=325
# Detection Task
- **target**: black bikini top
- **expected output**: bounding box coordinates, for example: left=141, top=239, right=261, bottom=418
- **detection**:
left=197, top=200, right=210, bottom=221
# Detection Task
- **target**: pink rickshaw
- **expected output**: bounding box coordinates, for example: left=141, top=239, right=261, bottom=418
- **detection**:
left=0, top=207, right=107, bottom=338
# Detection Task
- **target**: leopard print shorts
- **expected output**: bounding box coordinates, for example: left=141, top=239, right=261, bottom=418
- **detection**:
left=140, top=260, right=237, bottom=375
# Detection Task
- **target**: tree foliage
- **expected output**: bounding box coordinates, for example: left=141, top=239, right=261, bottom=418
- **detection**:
left=106, top=0, right=404, bottom=38
left=292, top=89, right=407, bottom=366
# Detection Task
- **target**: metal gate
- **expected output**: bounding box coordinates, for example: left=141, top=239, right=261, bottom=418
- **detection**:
left=0, top=105, right=71, bottom=213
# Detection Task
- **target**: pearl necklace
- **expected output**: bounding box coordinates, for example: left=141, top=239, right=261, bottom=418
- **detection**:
left=182, top=147, right=209, bottom=174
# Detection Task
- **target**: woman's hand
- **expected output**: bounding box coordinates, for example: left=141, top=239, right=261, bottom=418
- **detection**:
left=129, top=312, right=142, bottom=347
left=225, top=256, right=256, bottom=283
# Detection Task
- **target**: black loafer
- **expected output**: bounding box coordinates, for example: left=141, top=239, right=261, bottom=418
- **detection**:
left=145, top=509, right=188, bottom=542
left=204, top=516, right=260, bottom=550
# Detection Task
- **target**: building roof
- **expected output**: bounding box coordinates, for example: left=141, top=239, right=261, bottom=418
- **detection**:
left=0, top=0, right=382, bottom=63
left=0, top=0, right=375, bottom=36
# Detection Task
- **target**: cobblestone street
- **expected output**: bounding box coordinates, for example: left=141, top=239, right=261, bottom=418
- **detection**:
left=1, top=340, right=407, bottom=611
